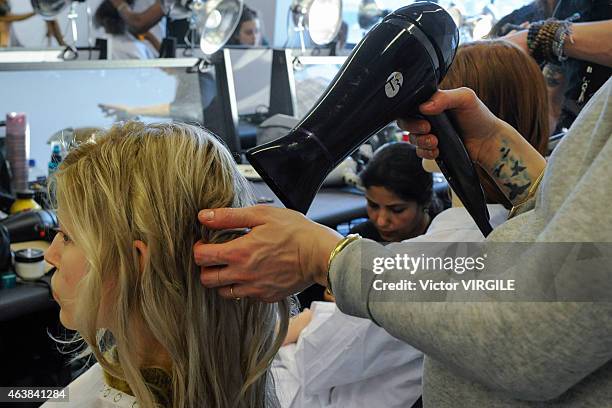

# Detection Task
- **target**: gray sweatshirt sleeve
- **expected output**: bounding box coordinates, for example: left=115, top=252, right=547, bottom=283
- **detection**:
left=330, top=240, right=612, bottom=401
left=330, top=78, right=612, bottom=402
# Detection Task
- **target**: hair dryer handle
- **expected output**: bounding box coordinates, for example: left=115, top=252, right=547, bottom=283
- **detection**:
left=425, top=112, right=493, bottom=237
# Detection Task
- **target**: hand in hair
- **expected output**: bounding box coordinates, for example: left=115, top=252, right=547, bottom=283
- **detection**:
left=195, top=205, right=342, bottom=302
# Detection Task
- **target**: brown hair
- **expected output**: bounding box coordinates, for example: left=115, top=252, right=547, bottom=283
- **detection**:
left=440, top=39, right=549, bottom=208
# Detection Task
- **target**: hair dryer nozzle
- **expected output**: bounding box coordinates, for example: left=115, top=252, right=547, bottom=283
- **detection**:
left=246, top=129, right=333, bottom=213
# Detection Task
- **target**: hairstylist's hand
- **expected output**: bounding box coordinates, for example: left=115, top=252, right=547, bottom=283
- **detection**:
left=194, top=206, right=343, bottom=303
left=98, top=103, right=135, bottom=121
left=504, top=29, right=529, bottom=55
left=397, top=87, right=508, bottom=165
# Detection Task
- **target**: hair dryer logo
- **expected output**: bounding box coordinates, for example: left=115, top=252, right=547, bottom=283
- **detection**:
left=385, top=72, right=404, bottom=98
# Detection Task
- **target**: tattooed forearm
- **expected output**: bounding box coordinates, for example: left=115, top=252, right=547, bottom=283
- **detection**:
left=489, top=141, right=532, bottom=202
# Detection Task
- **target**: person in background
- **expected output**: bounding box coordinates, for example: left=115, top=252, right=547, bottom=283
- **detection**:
left=95, top=0, right=157, bottom=59
left=0, top=0, right=34, bottom=47
left=493, top=0, right=612, bottom=133
left=439, top=39, right=549, bottom=209
left=332, top=20, right=348, bottom=55
left=98, top=67, right=216, bottom=124
left=109, top=0, right=190, bottom=47
left=350, top=142, right=438, bottom=243
left=227, top=5, right=264, bottom=47
left=42, top=122, right=289, bottom=407
left=133, top=0, right=165, bottom=49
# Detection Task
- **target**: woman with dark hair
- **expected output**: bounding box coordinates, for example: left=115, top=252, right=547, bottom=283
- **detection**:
left=350, top=142, right=437, bottom=243
left=227, top=5, right=263, bottom=46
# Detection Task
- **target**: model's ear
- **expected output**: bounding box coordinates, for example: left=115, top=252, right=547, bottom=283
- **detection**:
left=133, top=240, right=149, bottom=274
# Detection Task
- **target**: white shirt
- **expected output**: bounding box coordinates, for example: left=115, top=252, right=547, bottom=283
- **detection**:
left=40, top=363, right=137, bottom=408
left=272, top=301, right=424, bottom=408
left=273, top=205, right=509, bottom=408
left=409, top=204, right=509, bottom=243
left=108, top=33, right=158, bottom=60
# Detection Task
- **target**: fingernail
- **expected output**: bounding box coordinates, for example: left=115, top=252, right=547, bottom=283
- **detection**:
left=199, top=210, right=214, bottom=221
left=422, top=101, right=435, bottom=109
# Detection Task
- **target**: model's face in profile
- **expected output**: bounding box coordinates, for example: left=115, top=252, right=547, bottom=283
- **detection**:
left=45, top=221, right=89, bottom=330
left=366, top=186, right=422, bottom=242
left=238, top=19, right=261, bottom=46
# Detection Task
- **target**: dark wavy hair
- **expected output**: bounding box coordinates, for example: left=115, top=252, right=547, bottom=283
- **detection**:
left=359, top=142, right=434, bottom=208
left=227, top=5, right=259, bottom=45
left=94, top=0, right=134, bottom=35
left=0, top=0, right=11, bottom=17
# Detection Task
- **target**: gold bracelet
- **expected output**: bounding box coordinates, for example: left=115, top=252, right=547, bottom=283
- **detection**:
left=508, top=166, right=546, bottom=219
left=326, top=234, right=361, bottom=296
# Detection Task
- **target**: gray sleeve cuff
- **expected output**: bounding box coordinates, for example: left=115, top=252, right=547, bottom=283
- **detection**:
left=329, top=239, right=380, bottom=321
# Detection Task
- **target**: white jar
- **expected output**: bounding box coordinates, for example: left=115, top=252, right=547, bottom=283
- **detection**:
left=14, top=248, right=45, bottom=280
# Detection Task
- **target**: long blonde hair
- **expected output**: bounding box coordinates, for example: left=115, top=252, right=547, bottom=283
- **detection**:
left=51, top=121, right=289, bottom=407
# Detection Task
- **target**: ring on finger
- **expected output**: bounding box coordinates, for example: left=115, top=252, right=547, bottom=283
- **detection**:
left=230, top=285, right=241, bottom=301
left=216, top=270, right=220, bottom=286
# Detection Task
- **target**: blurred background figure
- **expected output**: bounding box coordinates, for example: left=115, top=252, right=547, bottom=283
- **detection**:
left=95, top=0, right=158, bottom=59
left=490, top=0, right=612, bottom=134
left=227, top=5, right=266, bottom=46
left=0, top=0, right=34, bottom=47
left=331, top=20, right=348, bottom=55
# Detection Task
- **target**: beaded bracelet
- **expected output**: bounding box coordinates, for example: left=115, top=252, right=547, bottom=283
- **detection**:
left=527, top=19, right=574, bottom=64
left=552, top=22, right=573, bottom=62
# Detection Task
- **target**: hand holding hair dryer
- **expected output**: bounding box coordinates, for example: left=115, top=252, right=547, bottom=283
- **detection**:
left=247, top=1, right=493, bottom=236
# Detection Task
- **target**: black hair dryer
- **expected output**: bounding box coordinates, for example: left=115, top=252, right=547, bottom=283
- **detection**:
left=247, top=1, right=493, bottom=236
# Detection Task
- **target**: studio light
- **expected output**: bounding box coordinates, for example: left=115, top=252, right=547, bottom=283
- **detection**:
left=291, top=0, right=342, bottom=47
left=195, top=0, right=243, bottom=55
left=30, top=0, right=69, bottom=19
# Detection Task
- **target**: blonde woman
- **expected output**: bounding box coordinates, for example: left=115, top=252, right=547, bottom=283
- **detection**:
left=42, top=122, right=289, bottom=408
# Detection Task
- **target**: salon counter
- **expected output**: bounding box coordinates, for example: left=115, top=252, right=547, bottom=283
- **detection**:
left=250, top=182, right=367, bottom=227
left=0, top=241, right=54, bottom=323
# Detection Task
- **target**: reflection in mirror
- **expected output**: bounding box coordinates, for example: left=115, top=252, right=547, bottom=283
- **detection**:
left=30, top=0, right=69, bottom=19
left=292, top=56, right=345, bottom=117
left=0, top=60, right=217, bottom=168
